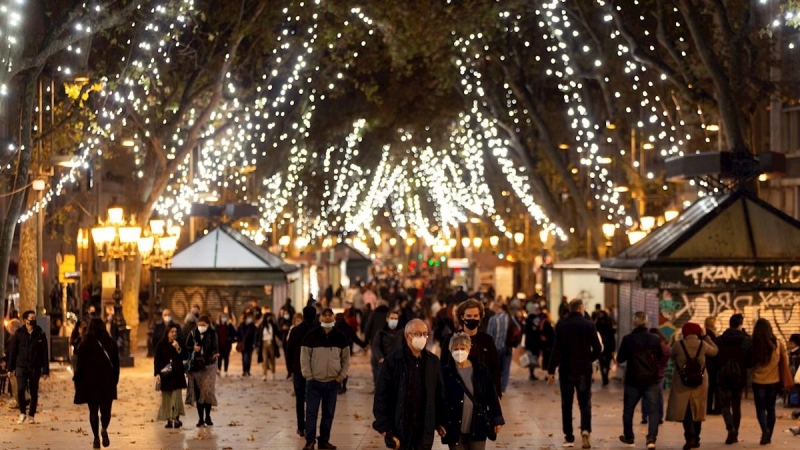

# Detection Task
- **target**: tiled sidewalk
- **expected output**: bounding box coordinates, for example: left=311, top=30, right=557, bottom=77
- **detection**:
left=1, top=349, right=798, bottom=449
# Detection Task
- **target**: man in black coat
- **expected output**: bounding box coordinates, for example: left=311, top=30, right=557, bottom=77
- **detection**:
left=7, top=310, right=49, bottom=424
left=373, top=319, right=446, bottom=450
left=547, top=299, right=602, bottom=449
left=364, top=300, right=390, bottom=386
left=151, top=309, right=182, bottom=354
left=441, top=299, right=502, bottom=397
left=286, top=306, right=317, bottom=437
left=714, top=313, right=754, bottom=444
left=616, top=312, right=663, bottom=448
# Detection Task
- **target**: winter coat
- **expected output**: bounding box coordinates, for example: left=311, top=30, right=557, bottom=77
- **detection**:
left=152, top=320, right=182, bottom=351
left=73, top=335, right=120, bottom=404
left=547, top=312, right=602, bottom=376
left=440, top=358, right=504, bottom=444
left=185, top=327, right=219, bottom=366
left=616, top=327, right=662, bottom=388
left=441, top=330, right=502, bottom=397
left=154, top=338, right=187, bottom=392
left=714, top=328, right=753, bottom=389
left=524, top=314, right=541, bottom=353
left=364, top=304, right=389, bottom=346
left=666, top=335, right=718, bottom=422
left=8, top=325, right=49, bottom=375
left=373, top=346, right=445, bottom=449
left=255, top=320, right=281, bottom=357
left=287, top=318, right=316, bottom=375
left=216, top=322, right=237, bottom=355
left=237, top=322, right=257, bottom=352
left=300, top=326, right=350, bottom=382
left=371, top=325, right=403, bottom=362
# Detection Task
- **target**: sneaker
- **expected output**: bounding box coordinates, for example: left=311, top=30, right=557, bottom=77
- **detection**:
left=26, top=416, right=36, bottom=424
left=563, top=440, right=575, bottom=448
left=646, top=441, right=656, bottom=449
left=16, top=414, right=26, bottom=424
left=619, top=436, right=635, bottom=447
left=581, top=431, right=591, bottom=449
left=317, top=442, right=337, bottom=450
left=302, top=441, right=315, bottom=450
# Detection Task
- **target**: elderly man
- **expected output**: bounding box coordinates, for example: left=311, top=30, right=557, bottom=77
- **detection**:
left=373, top=318, right=446, bottom=450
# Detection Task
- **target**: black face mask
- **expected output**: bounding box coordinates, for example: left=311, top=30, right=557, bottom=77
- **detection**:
left=462, top=319, right=480, bottom=331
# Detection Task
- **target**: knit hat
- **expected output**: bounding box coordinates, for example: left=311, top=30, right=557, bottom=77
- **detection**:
left=681, top=322, right=703, bottom=337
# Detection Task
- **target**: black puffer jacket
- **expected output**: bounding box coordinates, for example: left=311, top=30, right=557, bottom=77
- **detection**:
left=8, top=325, right=49, bottom=375
left=185, top=327, right=219, bottom=366
left=441, top=357, right=504, bottom=444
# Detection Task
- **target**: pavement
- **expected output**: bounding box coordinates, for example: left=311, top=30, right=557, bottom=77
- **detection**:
left=1, top=345, right=800, bottom=450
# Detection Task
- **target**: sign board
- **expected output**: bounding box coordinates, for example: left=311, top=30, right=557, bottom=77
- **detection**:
left=57, top=254, right=76, bottom=283
left=640, top=263, right=800, bottom=290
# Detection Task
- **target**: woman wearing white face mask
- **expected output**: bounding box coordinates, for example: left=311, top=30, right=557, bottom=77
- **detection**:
left=185, top=316, right=219, bottom=428
left=441, top=333, right=504, bottom=450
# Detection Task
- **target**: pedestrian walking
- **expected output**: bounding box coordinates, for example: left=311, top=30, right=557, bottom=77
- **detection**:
left=257, top=312, right=280, bottom=381
left=215, top=313, right=237, bottom=375
left=185, top=315, right=219, bottom=428
left=788, top=334, right=800, bottom=419
left=751, top=318, right=786, bottom=445
left=152, top=309, right=182, bottom=355
left=547, top=299, right=602, bottom=449
left=441, top=299, right=502, bottom=397
left=704, top=316, right=720, bottom=415
left=237, top=313, right=257, bottom=376
left=73, top=318, right=120, bottom=449
left=300, top=307, right=350, bottom=450
left=370, top=310, right=404, bottom=384
left=595, top=309, right=616, bottom=386
left=154, top=323, right=187, bottom=429
left=365, top=300, right=391, bottom=384
left=538, top=308, right=555, bottom=376
left=524, top=304, right=541, bottom=380
left=373, top=318, right=447, bottom=450
left=333, top=312, right=365, bottom=394
left=616, top=312, right=663, bottom=449
left=7, top=310, right=49, bottom=424
left=665, top=322, right=718, bottom=450
left=441, top=332, right=504, bottom=450
left=487, top=301, right=519, bottom=395
left=182, top=304, right=200, bottom=338
left=641, top=328, right=670, bottom=426
left=714, top=313, right=753, bottom=445
left=287, top=306, right=318, bottom=437
left=2, top=318, right=22, bottom=408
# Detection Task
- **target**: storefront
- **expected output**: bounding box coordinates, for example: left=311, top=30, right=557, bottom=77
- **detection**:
left=600, top=190, right=800, bottom=342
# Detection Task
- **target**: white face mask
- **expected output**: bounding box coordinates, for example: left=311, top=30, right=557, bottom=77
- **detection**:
left=411, top=336, right=427, bottom=351
left=452, top=350, right=469, bottom=363
left=321, top=321, right=335, bottom=329
left=163, top=316, right=171, bottom=323
left=221, top=317, right=227, bottom=324
left=388, top=319, right=398, bottom=329
left=197, top=325, right=208, bottom=334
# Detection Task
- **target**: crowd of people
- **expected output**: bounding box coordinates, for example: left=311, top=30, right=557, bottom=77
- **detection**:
left=3, top=274, right=800, bottom=450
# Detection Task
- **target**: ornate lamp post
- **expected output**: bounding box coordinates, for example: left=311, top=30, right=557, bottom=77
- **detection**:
left=90, top=205, right=141, bottom=367
left=138, top=219, right=180, bottom=357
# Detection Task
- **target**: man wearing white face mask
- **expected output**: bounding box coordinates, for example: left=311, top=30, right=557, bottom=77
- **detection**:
left=300, top=308, right=350, bottom=450
left=373, top=319, right=447, bottom=450
left=371, top=311, right=404, bottom=387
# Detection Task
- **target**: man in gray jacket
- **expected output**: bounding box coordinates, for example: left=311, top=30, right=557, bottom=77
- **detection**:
left=300, top=308, right=351, bottom=450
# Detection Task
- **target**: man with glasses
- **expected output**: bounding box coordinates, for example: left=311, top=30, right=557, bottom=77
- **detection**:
left=7, top=310, right=49, bottom=424
left=373, top=319, right=446, bottom=450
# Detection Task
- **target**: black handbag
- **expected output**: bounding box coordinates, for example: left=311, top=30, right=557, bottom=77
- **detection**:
left=455, top=372, right=497, bottom=441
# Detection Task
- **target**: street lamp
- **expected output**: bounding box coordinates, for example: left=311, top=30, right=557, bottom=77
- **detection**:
left=472, top=237, right=483, bottom=250
left=91, top=205, right=141, bottom=367
left=602, top=223, right=616, bottom=257
left=513, top=232, right=525, bottom=245
left=138, top=219, right=181, bottom=269
left=489, top=235, right=500, bottom=248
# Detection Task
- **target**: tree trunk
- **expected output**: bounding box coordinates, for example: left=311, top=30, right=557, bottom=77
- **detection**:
left=121, top=255, right=141, bottom=355
left=18, top=194, right=39, bottom=315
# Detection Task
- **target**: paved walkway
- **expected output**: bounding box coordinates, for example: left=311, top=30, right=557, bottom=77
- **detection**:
left=1, top=347, right=799, bottom=449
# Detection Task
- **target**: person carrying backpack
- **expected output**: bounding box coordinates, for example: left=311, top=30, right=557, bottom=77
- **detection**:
left=714, top=313, right=753, bottom=445
left=666, top=322, right=718, bottom=450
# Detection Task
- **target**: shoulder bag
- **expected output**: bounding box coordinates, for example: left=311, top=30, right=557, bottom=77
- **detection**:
left=455, top=370, right=497, bottom=441
left=779, top=343, right=794, bottom=391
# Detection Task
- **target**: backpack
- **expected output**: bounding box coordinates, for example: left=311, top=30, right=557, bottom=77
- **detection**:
left=678, top=340, right=705, bottom=388
left=505, top=316, right=523, bottom=348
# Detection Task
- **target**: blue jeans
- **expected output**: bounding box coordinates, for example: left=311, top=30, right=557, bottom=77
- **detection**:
left=293, top=374, right=307, bottom=432
left=641, top=380, right=664, bottom=423
left=241, top=350, right=253, bottom=374
left=753, top=383, right=780, bottom=437
left=499, top=348, right=512, bottom=393
left=623, top=384, right=660, bottom=442
left=305, top=379, right=339, bottom=443
left=559, top=374, right=592, bottom=441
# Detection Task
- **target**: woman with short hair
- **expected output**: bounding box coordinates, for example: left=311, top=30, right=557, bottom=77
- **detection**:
left=441, top=332, right=504, bottom=450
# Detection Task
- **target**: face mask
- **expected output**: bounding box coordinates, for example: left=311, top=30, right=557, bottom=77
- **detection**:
left=321, top=321, right=335, bottom=329
left=197, top=325, right=208, bottom=333
left=388, top=319, right=398, bottom=330
left=411, top=336, right=427, bottom=351
left=462, top=319, right=480, bottom=331
left=221, top=317, right=228, bottom=324
left=246, top=318, right=253, bottom=325
left=163, top=316, right=171, bottom=323
left=452, top=350, right=469, bottom=363
left=284, top=314, right=290, bottom=320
